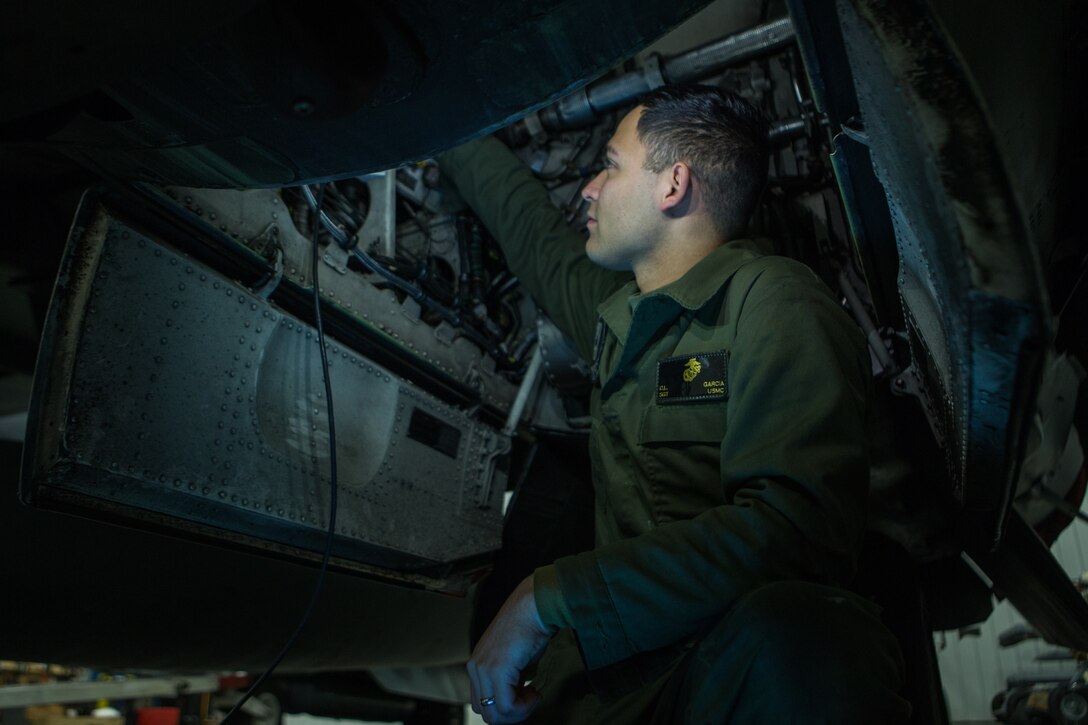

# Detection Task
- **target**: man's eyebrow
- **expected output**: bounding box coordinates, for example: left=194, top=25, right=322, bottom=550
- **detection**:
left=605, top=144, right=619, bottom=160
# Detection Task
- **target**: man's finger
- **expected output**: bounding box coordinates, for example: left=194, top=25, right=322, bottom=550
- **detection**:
left=482, top=672, right=539, bottom=724
left=466, top=659, right=482, bottom=715
left=505, top=683, right=542, bottom=722
left=481, top=685, right=541, bottom=725
left=476, top=672, right=503, bottom=724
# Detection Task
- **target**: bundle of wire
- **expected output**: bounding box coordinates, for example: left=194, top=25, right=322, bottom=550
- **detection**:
left=221, top=185, right=339, bottom=724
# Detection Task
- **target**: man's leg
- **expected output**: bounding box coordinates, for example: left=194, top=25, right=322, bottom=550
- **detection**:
left=655, top=580, right=912, bottom=724
left=526, top=629, right=681, bottom=725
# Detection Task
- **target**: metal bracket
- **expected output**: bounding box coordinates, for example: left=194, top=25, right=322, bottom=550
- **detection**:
left=358, top=170, right=397, bottom=258
left=254, top=247, right=285, bottom=300
left=433, top=321, right=457, bottom=345
left=395, top=163, right=440, bottom=212
left=839, top=116, right=870, bottom=146
left=470, top=345, right=546, bottom=509
left=891, top=364, right=945, bottom=447
left=522, top=111, right=548, bottom=145
left=322, top=240, right=350, bottom=275
left=399, top=295, right=423, bottom=323
left=641, top=53, right=666, bottom=89
left=473, top=432, right=510, bottom=509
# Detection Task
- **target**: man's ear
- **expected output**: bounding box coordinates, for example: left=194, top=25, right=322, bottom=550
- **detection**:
left=659, top=162, right=693, bottom=216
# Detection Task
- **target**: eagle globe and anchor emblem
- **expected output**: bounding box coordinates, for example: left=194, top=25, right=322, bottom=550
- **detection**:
left=682, top=357, right=702, bottom=383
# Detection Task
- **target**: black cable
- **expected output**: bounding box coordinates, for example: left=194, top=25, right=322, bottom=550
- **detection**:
left=221, top=185, right=339, bottom=724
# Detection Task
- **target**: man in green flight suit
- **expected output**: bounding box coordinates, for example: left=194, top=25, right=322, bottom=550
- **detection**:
left=439, top=85, right=911, bottom=724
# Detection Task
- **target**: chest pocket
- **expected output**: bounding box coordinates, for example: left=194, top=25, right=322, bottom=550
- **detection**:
left=637, top=400, right=728, bottom=521
left=638, top=401, right=727, bottom=446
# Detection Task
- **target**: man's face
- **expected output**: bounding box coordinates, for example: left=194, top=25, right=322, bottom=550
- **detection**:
left=582, top=107, right=663, bottom=271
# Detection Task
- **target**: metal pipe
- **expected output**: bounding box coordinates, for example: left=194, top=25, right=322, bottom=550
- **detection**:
left=303, top=183, right=468, bottom=329
left=538, top=17, right=795, bottom=130
left=301, top=184, right=351, bottom=246
left=663, top=17, right=795, bottom=84
left=503, top=344, right=544, bottom=437
left=838, top=270, right=896, bottom=376
left=769, top=117, right=806, bottom=143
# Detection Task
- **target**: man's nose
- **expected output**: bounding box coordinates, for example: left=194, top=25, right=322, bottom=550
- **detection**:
left=582, top=171, right=604, bottom=202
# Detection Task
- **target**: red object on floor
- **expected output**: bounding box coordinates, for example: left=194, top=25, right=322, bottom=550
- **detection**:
left=136, top=707, right=180, bottom=725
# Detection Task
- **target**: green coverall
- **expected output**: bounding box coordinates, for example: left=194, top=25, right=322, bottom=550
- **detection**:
left=440, top=136, right=910, bottom=723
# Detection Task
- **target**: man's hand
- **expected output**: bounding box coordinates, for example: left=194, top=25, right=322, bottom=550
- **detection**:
left=468, top=574, right=553, bottom=724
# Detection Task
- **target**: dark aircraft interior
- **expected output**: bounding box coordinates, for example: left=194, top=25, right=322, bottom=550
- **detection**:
left=1, top=1, right=1085, bottom=723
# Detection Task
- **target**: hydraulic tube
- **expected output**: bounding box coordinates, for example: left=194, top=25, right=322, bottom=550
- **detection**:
left=537, top=17, right=796, bottom=130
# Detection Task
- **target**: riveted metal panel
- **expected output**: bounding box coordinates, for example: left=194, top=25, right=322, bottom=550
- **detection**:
left=22, top=190, right=505, bottom=579
left=835, top=0, right=1049, bottom=544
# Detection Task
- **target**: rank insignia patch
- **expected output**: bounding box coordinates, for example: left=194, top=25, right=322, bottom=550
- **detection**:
left=657, top=351, right=727, bottom=404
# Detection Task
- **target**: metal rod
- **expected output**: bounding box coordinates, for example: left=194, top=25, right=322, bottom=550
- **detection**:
left=838, top=270, right=896, bottom=375
left=538, top=17, right=796, bottom=130
left=503, top=344, right=544, bottom=437
left=662, top=17, right=796, bottom=84
left=769, top=118, right=807, bottom=143
left=0, top=675, right=221, bottom=708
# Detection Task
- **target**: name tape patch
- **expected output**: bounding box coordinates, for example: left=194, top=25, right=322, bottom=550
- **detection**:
left=656, top=351, right=728, bottom=405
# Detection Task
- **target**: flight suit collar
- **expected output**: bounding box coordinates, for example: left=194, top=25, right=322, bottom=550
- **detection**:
left=591, top=239, right=769, bottom=395
left=597, top=238, right=768, bottom=343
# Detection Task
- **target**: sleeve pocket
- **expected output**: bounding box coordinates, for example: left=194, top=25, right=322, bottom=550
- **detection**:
left=639, top=402, right=726, bottom=445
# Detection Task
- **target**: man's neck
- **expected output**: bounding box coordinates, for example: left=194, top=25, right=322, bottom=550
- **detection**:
left=632, top=222, right=724, bottom=293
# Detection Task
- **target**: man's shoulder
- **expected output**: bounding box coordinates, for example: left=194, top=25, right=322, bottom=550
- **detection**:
left=726, top=252, right=865, bottom=357
left=727, top=251, right=830, bottom=304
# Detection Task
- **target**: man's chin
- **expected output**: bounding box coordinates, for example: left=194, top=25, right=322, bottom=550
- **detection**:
left=584, top=241, right=608, bottom=268
left=585, top=245, right=630, bottom=272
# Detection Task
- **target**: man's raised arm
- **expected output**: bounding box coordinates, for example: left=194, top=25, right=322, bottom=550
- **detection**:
left=438, top=136, right=629, bottom=361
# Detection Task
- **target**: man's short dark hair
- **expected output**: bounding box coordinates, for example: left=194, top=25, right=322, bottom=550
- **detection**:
left=637, top=85, right=769, bottom=240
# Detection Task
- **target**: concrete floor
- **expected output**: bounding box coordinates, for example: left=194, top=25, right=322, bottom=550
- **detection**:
left=287, top=710, right=1020, bottom=724
left=285, top=709, right=484, bottom=725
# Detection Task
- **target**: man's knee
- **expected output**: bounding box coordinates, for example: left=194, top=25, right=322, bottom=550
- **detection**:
left=729, top=580, right=887, bottom=665
left=682, top=581, right=910, bottom=723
